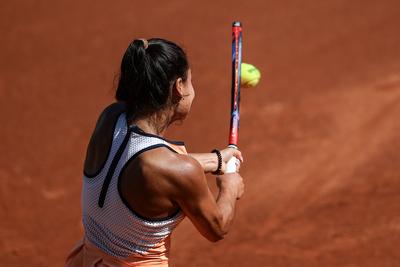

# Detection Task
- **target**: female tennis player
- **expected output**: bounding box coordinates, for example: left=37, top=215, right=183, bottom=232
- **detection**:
left=65, top=38, right=244, bottom=267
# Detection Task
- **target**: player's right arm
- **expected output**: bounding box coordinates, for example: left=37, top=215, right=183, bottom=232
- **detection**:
left=167, top=156, right=244, bottom=242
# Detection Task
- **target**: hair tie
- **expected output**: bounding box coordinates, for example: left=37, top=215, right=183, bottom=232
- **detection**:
left=138, top=38, right=149, bottom=49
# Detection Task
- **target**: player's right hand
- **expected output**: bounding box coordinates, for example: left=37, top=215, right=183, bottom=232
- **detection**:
left=216, top=173, right=245, bottom=200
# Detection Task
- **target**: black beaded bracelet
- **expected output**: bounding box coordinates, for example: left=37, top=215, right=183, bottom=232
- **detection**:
left=211, top=149, right=223, bottom=175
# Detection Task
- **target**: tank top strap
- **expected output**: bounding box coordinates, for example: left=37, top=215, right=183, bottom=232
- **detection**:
left=128, top=125, right=187, bottom=155
left=98, top=122, right=132, bottom=208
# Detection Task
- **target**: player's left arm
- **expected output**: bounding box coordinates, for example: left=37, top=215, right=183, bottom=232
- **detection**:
left=189, top=148, right=243, bottom=174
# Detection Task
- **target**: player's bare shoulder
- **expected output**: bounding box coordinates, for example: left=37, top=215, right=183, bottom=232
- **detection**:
left=138, top=147, right=205, bottom=196
left=139, top=147, right=202, bottom=178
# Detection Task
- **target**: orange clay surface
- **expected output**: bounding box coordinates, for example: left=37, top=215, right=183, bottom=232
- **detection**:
left=1, top=1, right=400, bottom=266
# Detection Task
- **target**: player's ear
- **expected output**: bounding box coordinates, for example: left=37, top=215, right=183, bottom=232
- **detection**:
left=171, top=78, right=184, bottom=104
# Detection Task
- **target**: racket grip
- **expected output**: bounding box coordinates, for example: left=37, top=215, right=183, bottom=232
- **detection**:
left=225, top=156, right=238, bottom=173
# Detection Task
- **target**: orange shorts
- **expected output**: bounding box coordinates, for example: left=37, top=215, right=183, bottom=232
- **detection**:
left=65, top=239, right=169, bottom=267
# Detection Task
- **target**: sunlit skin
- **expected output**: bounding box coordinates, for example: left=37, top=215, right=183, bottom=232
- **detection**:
left=85, top=69, right=245, bottom=242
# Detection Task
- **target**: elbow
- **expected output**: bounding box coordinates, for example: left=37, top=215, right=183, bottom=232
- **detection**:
left=207, top=222, right=230, bottom=243
left=207, top=213, right=232, bottom=242
left=207, top=232, right=226, bottom=243
left=203, top=226, right=229, bottom=243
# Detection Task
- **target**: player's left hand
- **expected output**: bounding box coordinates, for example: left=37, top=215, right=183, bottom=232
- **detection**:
left=220, top=147, right=243, bottom=173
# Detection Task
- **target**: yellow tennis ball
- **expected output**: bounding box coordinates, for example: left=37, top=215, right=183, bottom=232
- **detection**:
left=241, top=63, right=261, bottom=88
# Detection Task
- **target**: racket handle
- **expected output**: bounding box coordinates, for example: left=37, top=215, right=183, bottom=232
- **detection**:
left=226, top=156, right=238, bottom=173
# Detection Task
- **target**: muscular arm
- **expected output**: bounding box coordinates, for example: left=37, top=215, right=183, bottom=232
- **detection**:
left=167, top=156, right=243, bottom=242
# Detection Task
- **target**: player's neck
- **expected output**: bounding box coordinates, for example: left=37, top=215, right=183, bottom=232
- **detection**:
left=132, top=110, right=173, bottom=137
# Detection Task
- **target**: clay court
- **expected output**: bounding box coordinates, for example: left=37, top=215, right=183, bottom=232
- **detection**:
left=1, top=0, right=400, bottom=266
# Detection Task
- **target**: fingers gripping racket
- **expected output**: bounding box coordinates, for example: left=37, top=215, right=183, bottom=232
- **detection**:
left=226, top=21, right=243, bottom=173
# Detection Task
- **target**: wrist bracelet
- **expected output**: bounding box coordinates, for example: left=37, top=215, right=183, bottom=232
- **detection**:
left=211, top=149, right=223, bottom=175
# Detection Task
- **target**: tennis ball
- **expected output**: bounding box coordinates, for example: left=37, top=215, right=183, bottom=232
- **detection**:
left=241, top=63, right=261, bottom=88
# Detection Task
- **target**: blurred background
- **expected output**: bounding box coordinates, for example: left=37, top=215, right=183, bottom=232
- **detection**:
left=1, top=0, right=400, bottom=266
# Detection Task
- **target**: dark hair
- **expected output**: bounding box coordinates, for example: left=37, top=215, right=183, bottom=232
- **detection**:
left=115, top=38, right=189, bottom=121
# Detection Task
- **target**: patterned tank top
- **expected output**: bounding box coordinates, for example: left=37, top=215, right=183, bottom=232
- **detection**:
left=82, top=112, right=186, bottom=259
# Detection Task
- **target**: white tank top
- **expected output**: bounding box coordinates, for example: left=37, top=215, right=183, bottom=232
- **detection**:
left=82, top=113, right=186, bottom=259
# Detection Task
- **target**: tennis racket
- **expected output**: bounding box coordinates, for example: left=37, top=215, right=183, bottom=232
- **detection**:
left=226, top=21, right=243, bottom=174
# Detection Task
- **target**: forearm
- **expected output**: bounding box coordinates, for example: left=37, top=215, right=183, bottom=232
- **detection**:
left=189, top=153, right=218, bottom=173
left=215, top=186, right=238, bottom=235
